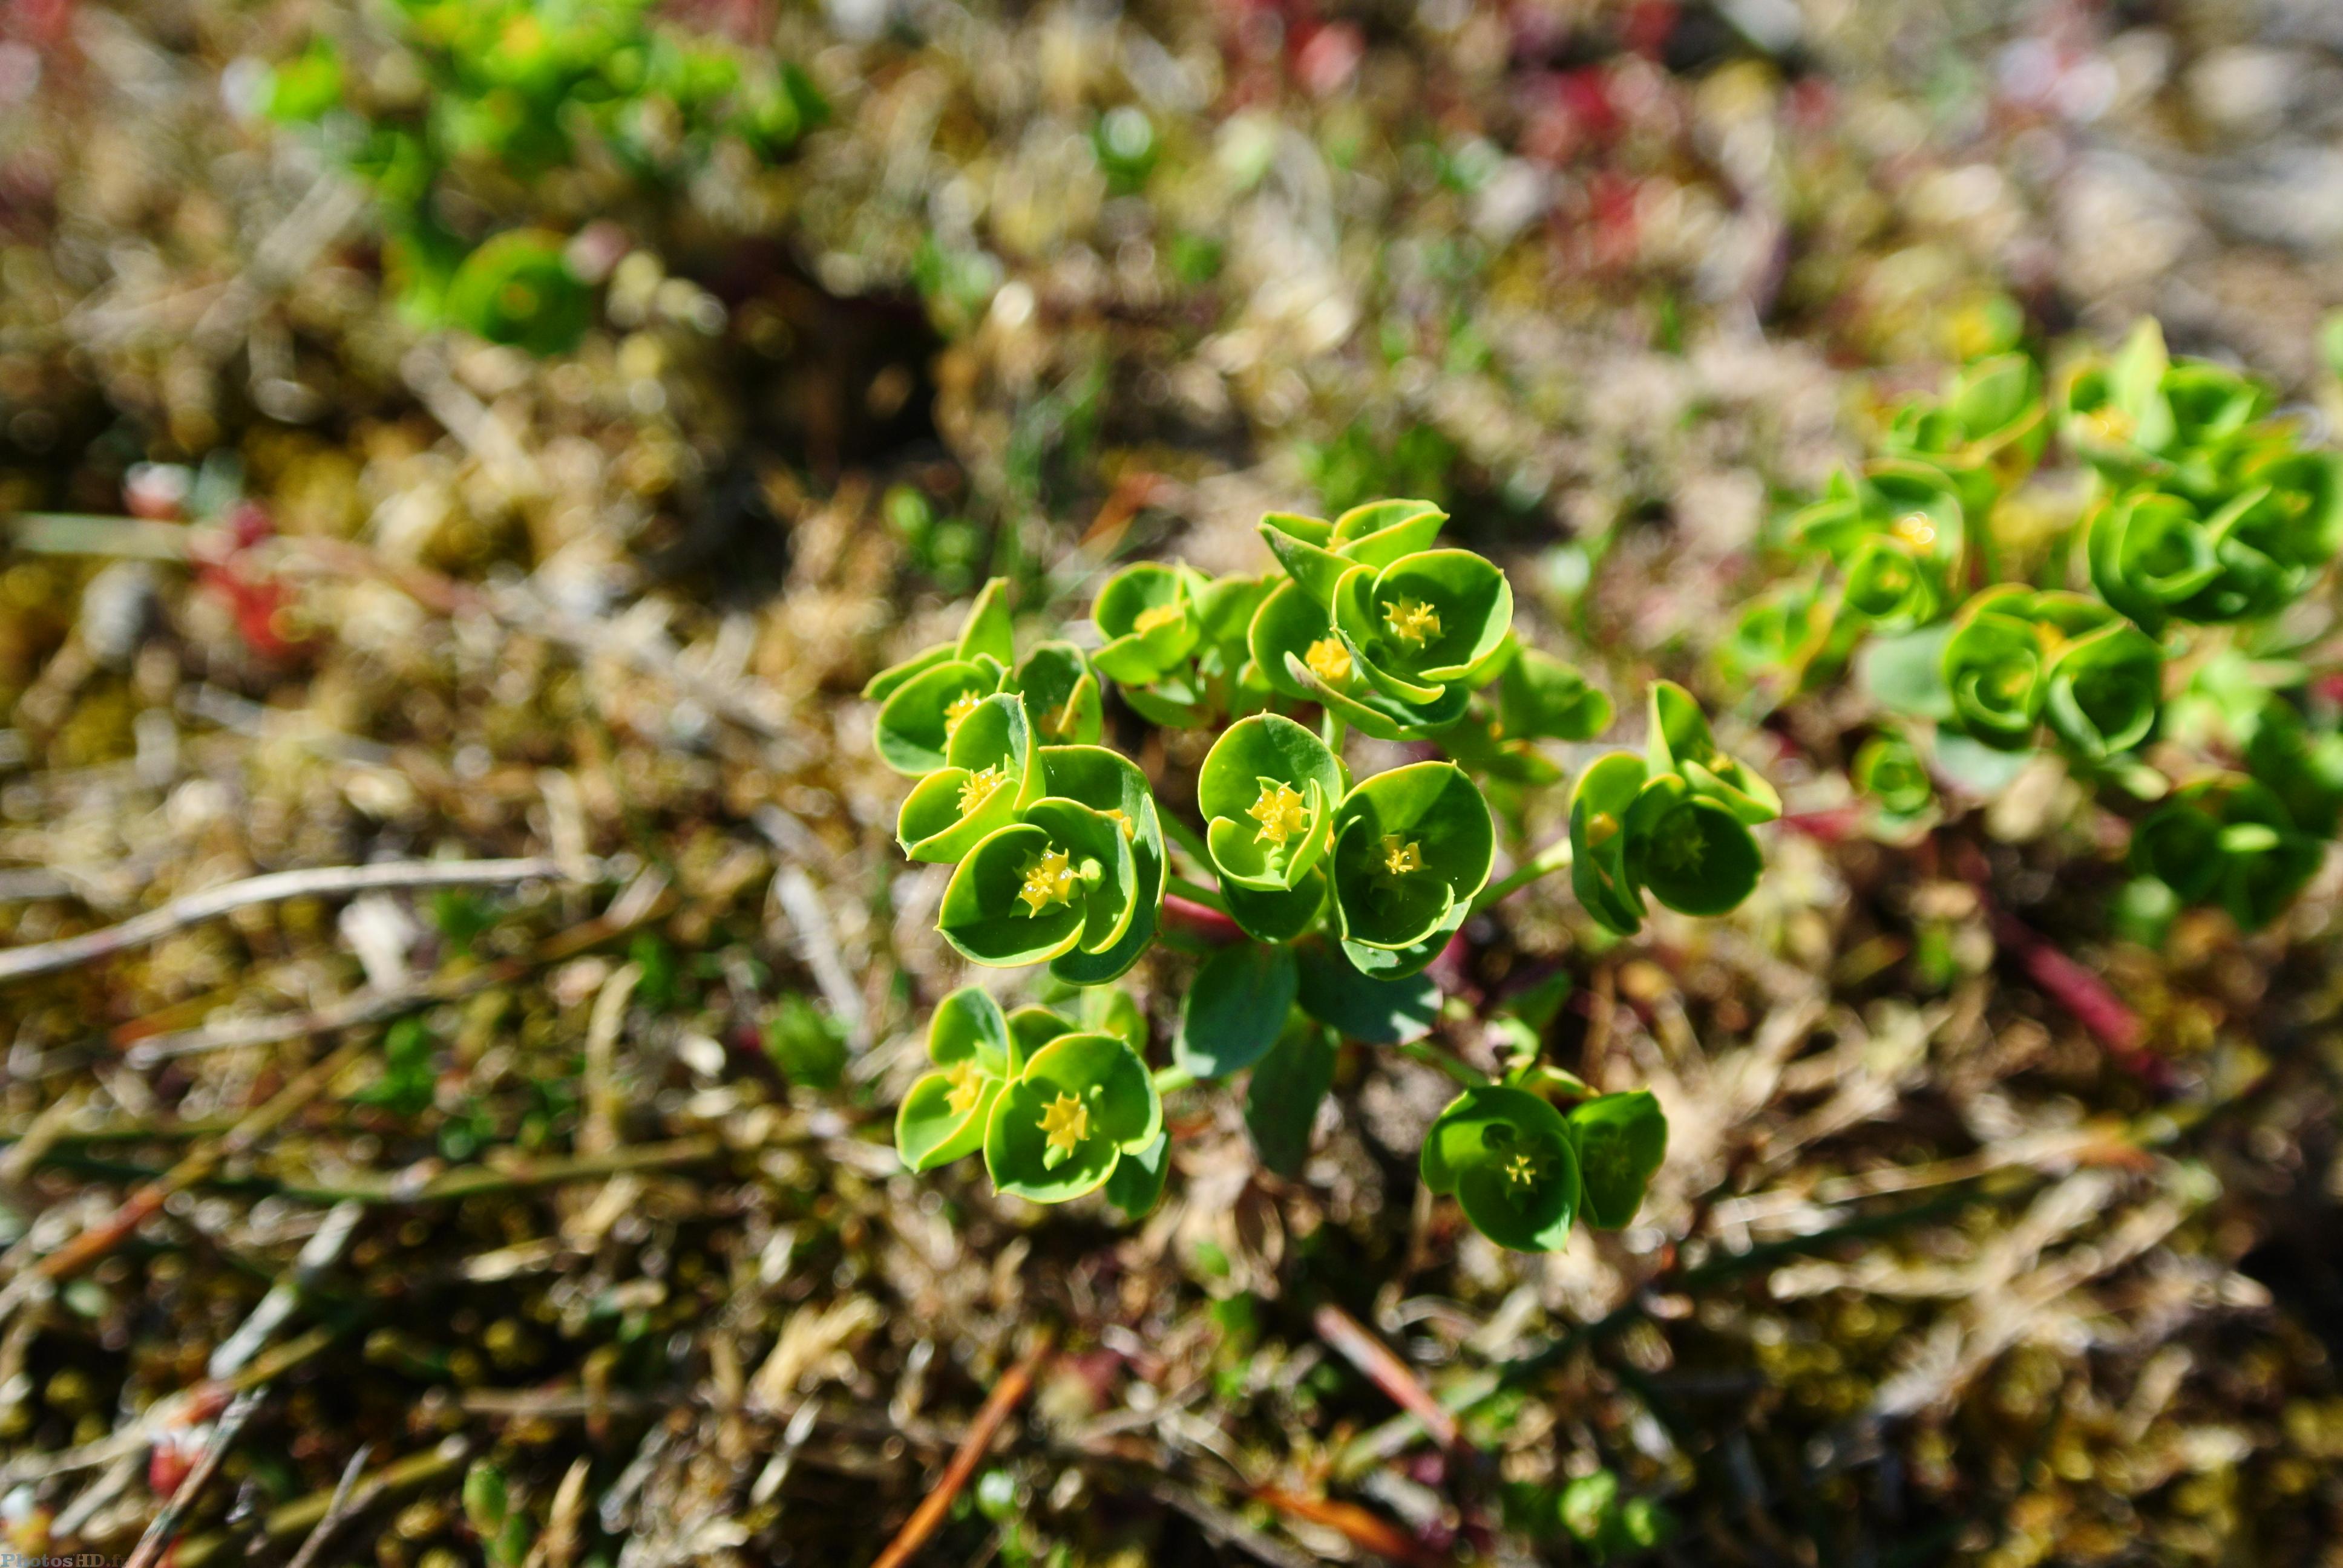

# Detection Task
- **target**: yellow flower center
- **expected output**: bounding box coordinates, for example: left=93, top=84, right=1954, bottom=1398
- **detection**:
left=1381, top=835, right=1424, bottom=876
left=1655, top=823, right=1707, bottom=873
left=1133, top=603, right=1184, bottom=635
left=1584, top=811, right=1620, bottom=849
left=1890, top=512, right=1935, bottom=549
left=1016, top=846, right=1079, bottom=916
left=943, top=688, right=985, bottom=739
left=1304, top=636, right=1353, bottom=684
left=1038, top=1091, right=1089, bottom=1154
left=1503, top=1152, right=1540, bottom=1191
left=1382, top=597, right=1442, bottom=648
left=943, top=1059, right=988, bottom=1119
left=2083, top=405, right=2132, bottom=443
left=958, top=765, right=1007, bottom=817
left=1103, top=807, right=1136, bottom=840
left=1248, top=781, right=1311, bottom=846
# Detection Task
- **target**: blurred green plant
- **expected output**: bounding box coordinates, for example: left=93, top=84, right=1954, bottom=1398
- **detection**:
left=1738, top=319, right=2343, bottom=930
left=870, top=500, right=1779, bottom=1252
left=265, top=0, right=824, bottom=354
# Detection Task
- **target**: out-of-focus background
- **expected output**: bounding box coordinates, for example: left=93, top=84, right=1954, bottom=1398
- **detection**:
left=4, top=1, right=2343, bottom=1564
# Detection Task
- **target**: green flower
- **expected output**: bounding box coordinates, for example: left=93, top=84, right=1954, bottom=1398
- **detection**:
left=981, top=1031, right=1163, bottom=1203
left=2133, top=774, right=2319, bottom=932
left=2039, top=602, right=2161, bottom=760
left=1643, top=682, right=1780, bottom=825
left=1034, top=743, right=1166, bottom=985
left=445, top=230, right=592, bottom=358
left=1327, top=762, right=1494, bottom=953
left=937, top=796, right=1140, bottom=967
left=894, top=693, right=1039, bottom=863
left=894, top=988, right=1016, bottom=1174
left=1567, top=1090, right=1668, bottom=1230
left=1881, top=352, right=2048, bottom=515
left=1622, top=773, right=1763, bottom=918
left=1786, top=463, right=1964, bottom=633
left=1852, top=731, right=1933, bottom=819
left=1421, top=1085, right=1582, bottom=1252
left=866, top=578, right=1018, bottom=774
left=2060, top=320, right=2269, bottom=490
left=1331, top=550, right=1514, bottom=705
left=1014, top=642, right=1103, bottom=746
left=1199, top=714, right=1345, bottom=892
left=2085, top=486, right=2295, bottom=633
left=1091, top=561, right=1202, bottom=686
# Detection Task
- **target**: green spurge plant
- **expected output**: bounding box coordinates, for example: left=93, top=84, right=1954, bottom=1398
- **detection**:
left=264, top=0, right=824, bottom=354
left=868, top=500, right=1778, bottom=1251
left=1733, top=319, right=2343, bottom=934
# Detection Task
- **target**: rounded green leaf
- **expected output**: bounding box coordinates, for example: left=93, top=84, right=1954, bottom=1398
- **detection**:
left=1339, top=901, right=1466, bottom=980
left=983, top=1032, right=1161, bottom=1203
left=1570, top=751, right=1649, bottom=937
left=1173, top=942, right=1299, bottom=1079
left=862, top=641, right=953, bottom=703
left=1245, top=1018, right=1335, bottom=1176
left=1015, top=642, right=1103, bottom=746
left=1293, top=939, right=1438, bottom=1044
left=1622, top=774, right=1763, bottom=918
left=447, top=230, right=591, bottom=357
left=1248, top=578, right=1345, bottom=701
left=954, top=577, right=1015, bottom=665
left=896, top=1069, right=1000, bottom=1172
left=1198, top=714, right=1344, bottom=891
left=928, top=985, right=1013, bottom=1077
left=1022, top=797, right=1139, bottom=955
left=1335, top=550, right=1513, bottom=690
left=1328, top=762, right=1494, bottom=950
left=1645, top=681, right=1780, bottom=824
left=1567, top=1090, right=1667, bottom=1230
left=1092, top=561, right=1198, bottom=682
left=1421, top=1085, right=1582, bottom=1253
left=1103, top=1130, right=1171, bottom=1220
left=1007, top=1005, right=1078, bottom=1062
left=2043, top=620, right=2161, bottom=760
left=896, top=762, right=1023, bottom=863
left=1852, top=731, right=1933, bottom=818
left=2085, top=491, right=2219, bottom=635
left=1330, top=498, right=1447, bottom=567
left=1498, top=647, right=1614, bottom=742
left=1221, top=864, right=1328, bottom=944
left=1282, top=642, right=1473, bottom=740
left=937, top=824, right=1086, bottom=967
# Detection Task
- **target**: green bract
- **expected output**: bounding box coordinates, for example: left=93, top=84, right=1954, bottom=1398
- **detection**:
left=1421, top=1086, right=1582, bottom=1252
left=894, top=988, right=1016, bottom=1174
left=2133, top=776, right=2319, bottom=932
left=1852, top=731, right=1933, bottom=820
left=1199, top=715, right=1344, bottom=892
left=445, top=230, right=592, bottom=357
left=1328, top=762, right=1493, bottom=956
left=1567, top=1091, right=1668, bottom=1230
left=1941, top=587, right=2045, bottom=750
left=865, top=497, right=1777, bottom=1252
left=982, top=1032, right=1162, bottom=1203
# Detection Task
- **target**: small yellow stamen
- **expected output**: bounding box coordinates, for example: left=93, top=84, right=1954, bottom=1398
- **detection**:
left=1381, top=835, right=1424, bottom=875
left=1890, top=512, right=1935, bottom=549
left=957, top=765, right=1007, bottom=817
left=1133, top=603, right=1184, bottom=635
left=1503, top=1152, right=1539, bottom=1190
left=1038, top=1091, right=1089, bottom=1154
left=1016, top=846, right=1078, bottom=916
left=943, top=1059, right=988, bottom=1119
left=1382, top=597, right=1442, bottom=648
left=1304, top=636, right=1353, bottom=684
left=1103, top=807, right=1136, bottom=840
left=1248, top=782, right=1311, bottom=846
left=943, top=688, right=984, bottom=739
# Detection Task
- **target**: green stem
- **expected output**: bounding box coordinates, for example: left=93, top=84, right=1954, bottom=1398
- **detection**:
left=1397, top=1040, right=1490, bottom=1089
left=1160, top=812, right=1214, bottom=874
left=1150, top=1065, right=1196, bottom=1096
left=1165, top=874, right=1227, bottom=913
left=1469, top=834, right=1574, bottom=915
left=1320, top=711, right=1346, bottom=754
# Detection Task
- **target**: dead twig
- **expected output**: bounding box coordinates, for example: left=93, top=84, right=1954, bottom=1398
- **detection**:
left=1312, top=1302, right=1467, bottom=1454
left=870, top=1331, right=1057, bottom=1568
left=281, top=1444, right=373, bottom=1568
left=121, top=1386, right=267, bottom=1568
left=0, top=856, right=597, bottom=985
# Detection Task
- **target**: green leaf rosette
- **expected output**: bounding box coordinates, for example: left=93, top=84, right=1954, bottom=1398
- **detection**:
left=2133, top=774, right=2319, bottom=932
left=1941, top=586, right=2046, bottom=750
left=1198, top=714, right=1345, bottom=892
left=1786, top=463, right=1964, bottom=634
left=1622, top=773, right=1763, bottom=918
left=446, top=229, right=592, bottom=357
left=894, top=987, right=1017, bottom=1174
left=1091, top=561, right=1202, bottom=685
left=1852, top=731, right=1933, bottom=820
left=1421, top=1085, right=1582, bottom=1252
left=1882, top=352, right=2048, bottom=513
left=981, top=1031, right=1164, bottom=1203
left=2241, top=697, right=2343, bottom=840
left=1327, top=762, right=1494, bottom=954
left=937, top=795, right=1138, bottom=967
left=1643, top=682, right=1780, bottom=825
left=894, top=692, right=1039, bottom=861
left=1329, top=549, right=1514, bottom=706
left=2040, top=610, right=2161, bottom=760
left=1567, top=1089, right=1668, bottom=1230
left=1036, top=745, right=1166, bottom=985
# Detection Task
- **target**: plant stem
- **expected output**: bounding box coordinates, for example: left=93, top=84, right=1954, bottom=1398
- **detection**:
left=1321, top=710, right=1346, bottom=754
left=1470, top=834, right=1575, bottom=915
left=1150, top=1065, right=1196, bottom=1096
left=1165, top=875, right=1227, bottom=913
left=1397, top=1040, right=1489, bottom=1088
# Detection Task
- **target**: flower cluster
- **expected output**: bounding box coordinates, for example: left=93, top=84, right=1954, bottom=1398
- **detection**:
left=264, top=0, right=824, bottom=354
left=868, top=501, right=1775, bottom=1250
left=1737, top=320, right=2343, bottom=932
